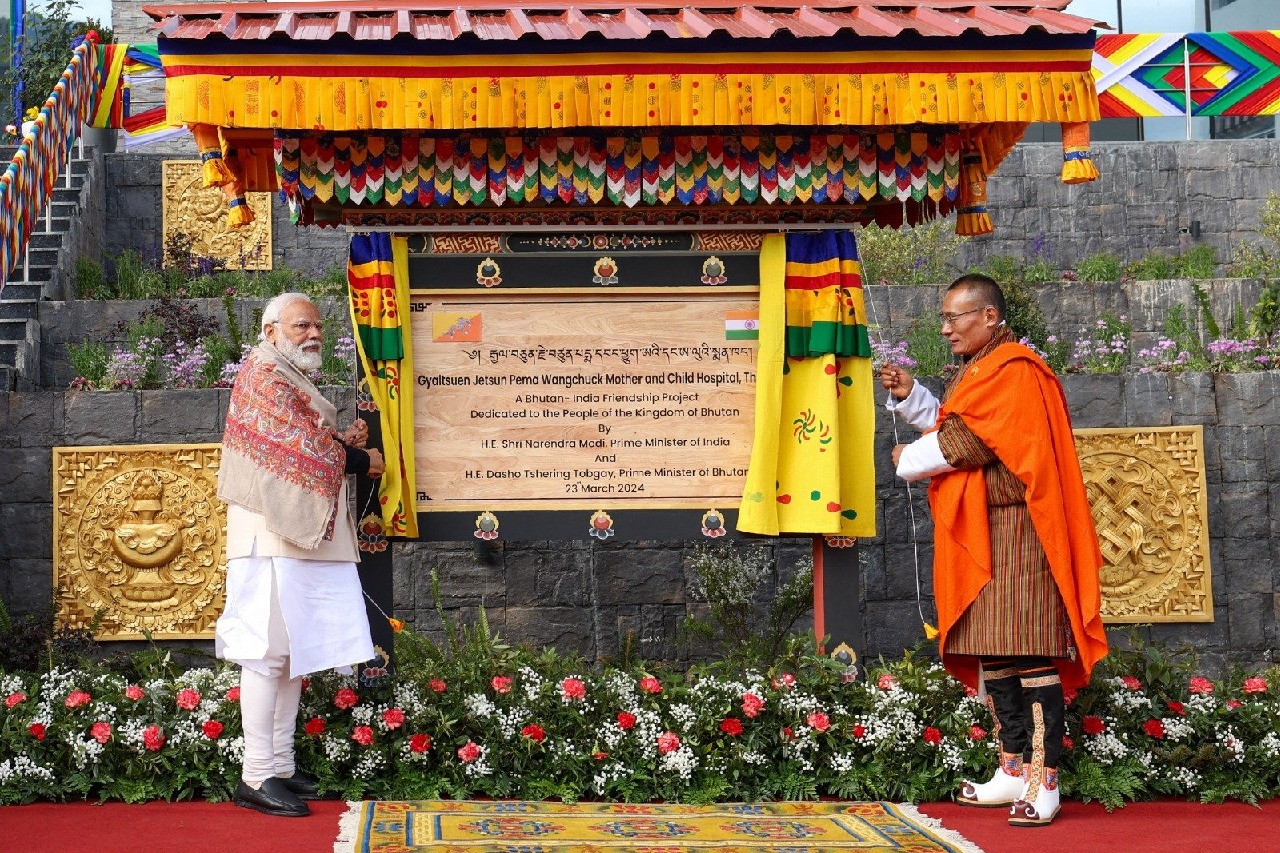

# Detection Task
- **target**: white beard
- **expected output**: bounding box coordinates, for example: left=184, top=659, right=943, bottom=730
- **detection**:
left=278, top=338, right=323, bottom=372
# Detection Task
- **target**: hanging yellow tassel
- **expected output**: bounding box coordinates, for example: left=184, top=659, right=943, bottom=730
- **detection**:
left=923, top=622, right=939, bottom=641
left=954, top=150, right=993, bottom=236
left=192, top=123, right=233, bottom=187
left=223, top=181, right=255, bottom=228
left=1060, top=121, right=1099, bottom=185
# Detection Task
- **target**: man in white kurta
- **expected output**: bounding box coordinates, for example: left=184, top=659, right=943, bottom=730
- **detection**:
left=217, top=292, right=382, bottom=817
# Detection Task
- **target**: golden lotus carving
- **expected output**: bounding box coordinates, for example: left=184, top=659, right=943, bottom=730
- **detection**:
left=162, top=161, right=272, bottom=270
left=1075, top=427, right=1213, bottom=623
left=53, top=445, right=227, bottom=640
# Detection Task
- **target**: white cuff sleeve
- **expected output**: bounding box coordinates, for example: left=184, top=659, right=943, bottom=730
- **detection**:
left=896, top=432, right=957, bottom=482
left=885, top=381, right=940, bottom=432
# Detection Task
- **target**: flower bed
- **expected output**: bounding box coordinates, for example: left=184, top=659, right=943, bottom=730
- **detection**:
left=2, top=632, right=1278, bottom=807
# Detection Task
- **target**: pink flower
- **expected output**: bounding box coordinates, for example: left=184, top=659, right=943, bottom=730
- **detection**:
left=333, top=688, right=359, bottom=710
left=202, top=720, right=223, bottom=740
left=1243, top=677, right=1268, bottom=695
left=30, top=723, right=46, bottom=740
left=1120, top=676, right=1143, bottom=691
left=429, top=679, right=447, bottom=694
left=720, top=717, right=744, bottom=736
left=90, top=722, right=112, bottom=744
left=457, top=740, right=482, bottom=763
left=1226, top=699, right=1243, bottom=710
left=968, top=725, right=987, bottom=741
left=225, top=687, right=241, bottom=702
left=741, top=692, right=765, bottom=719
left=4, top=692, right=26, bottom=709
left=382, top=708, right=406, bottom=730
left=593, top=750, right=609, bottom=761
left=1082, top=715, right=1105, bottom=735
left=351, top=725, right=374, bottom=746
left=657, top=731, right=681, bottom=754
left=877, top=673, right=898, bottom=691
left=1143, top=719, right=1165, bottom=739
left=1188, top=676, right=1214, bottom=695
left=1167, top=701, right=1185, bottom=716
left=638, top=676, right=662, bottom=694
left=616, top=712, right=636, bottom=730
left=1062, top=735, right=1075, bottom=750
left=65, top=690, right=92, bottom=709
left=175, top=688, right=201, bottom=711
left=806, top=712, right=831, bottom=733
left=852, top=724, right=866, bottom=739
left=771, top=673, right=796, bottom=691
left=124, top=685, right=145, bottom=701
left=143, top=725, right=166, bottom=751
left=409, top=733, right=432, bottom=753
left=521, top=724, right=546, bottom=743
left=922, top=726, right=942, bottom=745
left=560, top=677, right=586, bottom=701
left=963, top=684, right=979, bottom=698
left=491, top=675, right=512, bottom=694
left=304, top=717, right=325, bottom=737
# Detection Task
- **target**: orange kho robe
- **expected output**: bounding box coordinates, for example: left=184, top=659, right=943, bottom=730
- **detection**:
left=926, top=343, right=1108, bottom=690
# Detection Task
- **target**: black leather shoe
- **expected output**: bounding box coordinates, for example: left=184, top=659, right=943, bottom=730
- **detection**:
left=234, top=778, right=309, bottom=817
left=278, top=771, right=322, bottom=800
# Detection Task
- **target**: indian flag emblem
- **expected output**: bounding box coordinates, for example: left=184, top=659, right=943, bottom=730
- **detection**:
left=724, top=310, right=759, bottom=340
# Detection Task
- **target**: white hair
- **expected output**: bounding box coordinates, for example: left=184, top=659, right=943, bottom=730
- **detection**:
left=259, top=292, right=316, bottom=342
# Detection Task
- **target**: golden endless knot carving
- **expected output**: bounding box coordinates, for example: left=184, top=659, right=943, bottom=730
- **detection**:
left=1074, top=427, right=1213, bottom=623
left=161, top=161, right=272, bottom=270
left=53, top=445, right=227, bottom=640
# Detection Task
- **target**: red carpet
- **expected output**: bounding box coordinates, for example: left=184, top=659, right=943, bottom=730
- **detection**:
left=0, top=799, right=349, bottom=853
left=5, top=798, right=1280, bottom=853
left=918, top=798, right=1280, bottom=853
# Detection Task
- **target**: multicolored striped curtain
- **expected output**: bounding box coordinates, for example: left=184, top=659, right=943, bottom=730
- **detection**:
left=347, top=233, right=419, bottom=540
left=738, top=231, right=876, bottom=538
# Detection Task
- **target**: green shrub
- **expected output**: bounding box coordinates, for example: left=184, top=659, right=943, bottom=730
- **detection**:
left=903, top=316, right=954, bottom=377
left=73, top=257, right=108, bottom=299
left=67, top=339, right=108, bottom=385
left=1125, top=252, right=1178, bottom=281
left=857, top=220, right=967, bottom=285
left=1176, top=244, right=1218, bottom=280
left=1076, top=252, right=1123, bottom=283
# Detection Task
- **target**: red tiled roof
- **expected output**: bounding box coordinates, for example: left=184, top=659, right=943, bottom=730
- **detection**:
left=144, top=1, right=1103, bottom=42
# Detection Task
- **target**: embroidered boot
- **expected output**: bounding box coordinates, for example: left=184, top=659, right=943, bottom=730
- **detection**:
left=1009, top=666, right=1064, bottom=827
left=957, top=661, right=1028, bottom=807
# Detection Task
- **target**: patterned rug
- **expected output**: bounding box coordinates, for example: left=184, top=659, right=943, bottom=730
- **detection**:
left=334, top=800, right=983, bottom=853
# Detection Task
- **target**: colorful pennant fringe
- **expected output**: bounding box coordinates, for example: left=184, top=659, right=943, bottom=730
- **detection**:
left=87, top=42, right=182, bottom=149
left=1094, top=31, right=1280, bottom=118
left=0, top=41, right=97, bottom=298
left=276, top=130, right=964, bottom=217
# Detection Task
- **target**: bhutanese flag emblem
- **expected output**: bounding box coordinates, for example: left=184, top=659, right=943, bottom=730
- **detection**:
left=725, top=310, right=759, bottom=340
left=433, top=312, right=482, bottom=342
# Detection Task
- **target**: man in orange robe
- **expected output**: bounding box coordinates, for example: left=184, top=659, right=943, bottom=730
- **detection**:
left=882, top=274, right=1108, bottom=827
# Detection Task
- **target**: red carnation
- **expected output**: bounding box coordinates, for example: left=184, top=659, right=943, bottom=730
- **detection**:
left=65, top=690, right=92, bottom=709
left=741, top=693, right=765, bottom=719
left=1062, top=735, right=1075, bottom=750
left=1120, top=676, right=1143, bottom=691
left=1243, top=677, right=1268, bottom=695
left=225, top=687, right=241, bottom=702
left=352, top=725, right=374, bottom=747
left=124, top=685, right=145, bottom=701
left=617, top=712, right=636, bottom=730
left=429, top=679, right=447, bottom=694
left=719, top=717, right=744, bottom=736
left=4, top=692, right=26, bottom=709
left=922, top=726, right=942, bottom=745
left=969, top=725, right=987, bottom=741
left=491, top=675, right=512, bottom=694
left=806, top=712, right=831, bottom=733
left=1188, top=676, right=1214, bottom=695
left=1143, top=719, right=1165, bottom=739
left=202, top=720, right=224, bottom=740
left=29, top=723, right=46, bottom=740
left=560, top=677, right=587, bottom=701
left=1082, top=715, right=1105, bottom=735
left=90, top=722, right=112, bottom=744
left=638, top=676, right=662, bottom=694
left=409, top=733, right=432, bottom=753
left=382, top=708, right=406, bottom=730
left=852, top=724, right=866, bottom=739
left=175, top=688, right=201, bottom=711
left=1167, top=701, right=1185, bottom=716
left=334, top=688, right=359, bottom=710
left=657, top=731, right=681, bottom=754
left=457, top=740, right=482, bottom=762
left=305, top=717, right=326, bottom=737
left=143, top=725, right=166, bottom=751
left=521, top=724, right=546, bottom=743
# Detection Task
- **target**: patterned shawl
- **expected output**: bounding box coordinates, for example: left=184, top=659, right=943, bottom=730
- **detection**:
left=218, top=342, right=346, bottom=549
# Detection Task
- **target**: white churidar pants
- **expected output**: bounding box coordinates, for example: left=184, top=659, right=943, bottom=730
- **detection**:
left=216, top=553, right=375, bottom=784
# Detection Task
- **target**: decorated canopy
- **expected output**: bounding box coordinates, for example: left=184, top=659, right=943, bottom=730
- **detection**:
left=145, top=0, right=1105, bottom=231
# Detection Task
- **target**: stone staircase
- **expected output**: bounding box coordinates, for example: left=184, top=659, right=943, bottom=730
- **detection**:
left=0, top=143, right=96, bottom=390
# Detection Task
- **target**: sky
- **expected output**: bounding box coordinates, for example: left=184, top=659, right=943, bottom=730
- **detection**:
left=73, top=0, right=112, bottom=26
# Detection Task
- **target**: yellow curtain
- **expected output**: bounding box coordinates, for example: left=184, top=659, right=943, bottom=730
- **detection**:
left=738, top=232, right=876, bottom=537
left=347, top=233, right=419, bottom=541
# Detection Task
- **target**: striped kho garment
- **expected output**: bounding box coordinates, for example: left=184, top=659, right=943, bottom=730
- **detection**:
left=935, top=329, right=1072, bottom=658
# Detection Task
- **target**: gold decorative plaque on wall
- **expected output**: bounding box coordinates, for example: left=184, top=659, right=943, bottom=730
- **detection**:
left=1075, top=426, right=1213, bottom=623
left=53, top=445, right=226, bottom=640
left=161, top=160, right=272, bottom=270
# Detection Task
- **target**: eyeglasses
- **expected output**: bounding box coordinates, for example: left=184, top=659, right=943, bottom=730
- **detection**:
left=938, top=306, right=992, bottom=326
left=276, top=320, right=324, bottom=333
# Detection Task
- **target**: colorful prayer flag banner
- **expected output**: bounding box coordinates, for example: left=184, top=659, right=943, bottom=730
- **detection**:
left=725, top=310, right=760, bottom=340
